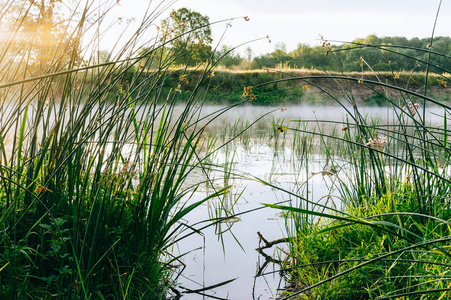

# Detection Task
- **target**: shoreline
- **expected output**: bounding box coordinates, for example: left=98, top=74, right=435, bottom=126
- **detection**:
left=152, top=68, right=451, bottom=105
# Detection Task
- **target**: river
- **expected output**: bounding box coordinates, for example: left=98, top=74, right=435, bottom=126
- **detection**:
left=171, top=104, right=448, bottom=299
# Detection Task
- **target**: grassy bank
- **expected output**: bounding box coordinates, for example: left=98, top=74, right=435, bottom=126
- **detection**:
left=147, top=68, right=451, bottom=105
left=258, top=27, right=451, bottom=300
left=0, top=1, right=234, bottom=298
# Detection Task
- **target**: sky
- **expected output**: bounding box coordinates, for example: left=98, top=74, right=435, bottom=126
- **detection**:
left=104, top=0, right=451, bottom=56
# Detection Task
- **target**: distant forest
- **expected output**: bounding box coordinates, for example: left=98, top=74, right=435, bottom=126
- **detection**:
left=218, top=35, right=451, bottom=72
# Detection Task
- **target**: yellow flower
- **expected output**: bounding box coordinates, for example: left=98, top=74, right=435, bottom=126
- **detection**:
left=242, top=86, right=253, bottom=97
left=179, top=74, right=189, bottom=85
left=35, top=184, right=53, bottom=194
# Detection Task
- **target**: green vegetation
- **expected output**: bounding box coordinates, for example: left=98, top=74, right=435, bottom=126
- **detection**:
left=158, top=68, right=307, bottom=105
left=134, top=9, right=451, bottom=106
left=149, top=68, right=450, bottom=105
left=219, top=35, right=451, bottom=73
left=0, top=1, right=235, bottom=298
left=159, top=8, right=213, bottom=66
left=257, top=20, right=451, bottom=300
left=3, top=0, right=451, bottom=298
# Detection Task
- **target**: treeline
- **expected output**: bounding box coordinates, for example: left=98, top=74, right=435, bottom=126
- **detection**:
left=219, top=35, right=451, bottom=73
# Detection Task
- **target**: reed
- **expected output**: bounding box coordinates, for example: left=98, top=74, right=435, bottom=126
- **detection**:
left=254, top=6, right=451, bottom=299
left=0, top=1, right=238, bottom=298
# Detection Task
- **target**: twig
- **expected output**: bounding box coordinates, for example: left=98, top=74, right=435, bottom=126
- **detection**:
left=256, top=231, right=293, bottom=276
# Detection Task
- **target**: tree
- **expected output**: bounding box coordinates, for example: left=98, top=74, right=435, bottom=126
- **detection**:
left=4, top=0, right=64, bottom=61
left=215, top=45, right=242, bottom=68
left=2, top=0, right=83, bottom=74
left=245, top=47, right=253, bottom=61
left=160, top=8, right=212, bottom=66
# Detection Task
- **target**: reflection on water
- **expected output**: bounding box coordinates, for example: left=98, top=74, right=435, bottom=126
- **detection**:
left=5, top=100, right=447, bottom=298
left=175, top=144, right=334, bottom=299
left=172, top=104, right=449, bottom=299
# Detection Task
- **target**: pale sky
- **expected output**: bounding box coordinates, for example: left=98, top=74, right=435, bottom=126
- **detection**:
left=104, top=0, right=451, bottom=56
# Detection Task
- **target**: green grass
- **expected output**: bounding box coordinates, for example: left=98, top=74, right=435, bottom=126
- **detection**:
left=145, top=67, right=451, bottom=105
left=255, top=8, right=451, bottom=299
left=0, top=1, right=241, bottom=298
left=4, top=0, right=451, bottom=299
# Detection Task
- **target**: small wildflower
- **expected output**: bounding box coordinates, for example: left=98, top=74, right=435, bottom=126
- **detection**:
left=280, top=107, right=287, bottom=112
left=179, top=74, right=189, bottom=85
left=394, top=71, right=400, bottom=79
left=366, top=135, right=387, bottom=151
left=277, top=126, right=287, bottom=133
left=403, top=102, right=420, bottom=116
left=325, top=49, right=330, bottom=56
left=341, top=126, right=348, bottom=132
left=242, top=86, right=253, bottom=98
left=303, top=85, right=311, bottom=92
left=358, top=78, right=363, bottom=84
left=438, top=78, right=448, bottom=87
left=35, top=184, right=53, bottom=194
left=72, top=280, right=80, bottom=291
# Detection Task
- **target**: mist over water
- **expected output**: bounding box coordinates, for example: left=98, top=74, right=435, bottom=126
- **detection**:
left=4, top=100, right=447, bottom=299
left=171, top=104, right=448, bottom=299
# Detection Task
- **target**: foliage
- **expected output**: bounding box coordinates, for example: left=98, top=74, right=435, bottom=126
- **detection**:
left=2, top=0, right=83, bottom=69
left=151, top=68, right=306, bottom=105
left=247, top=35, right=451, bottom=73
left=160, top=8, right=213, bottom=66
left=0, top=1, right=230, bottom=299
left=215, top=45, right=244, bottom=68
left=258, top=22, right=451, bottom=299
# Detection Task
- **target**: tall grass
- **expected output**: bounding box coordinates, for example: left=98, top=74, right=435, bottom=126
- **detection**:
left=251, top=9, right=451, bottom=299
left=0, top=1, right=236, bottom=298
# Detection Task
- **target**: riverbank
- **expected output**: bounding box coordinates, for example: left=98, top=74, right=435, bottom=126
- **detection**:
left=155, top=68, right=451, bottom=106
